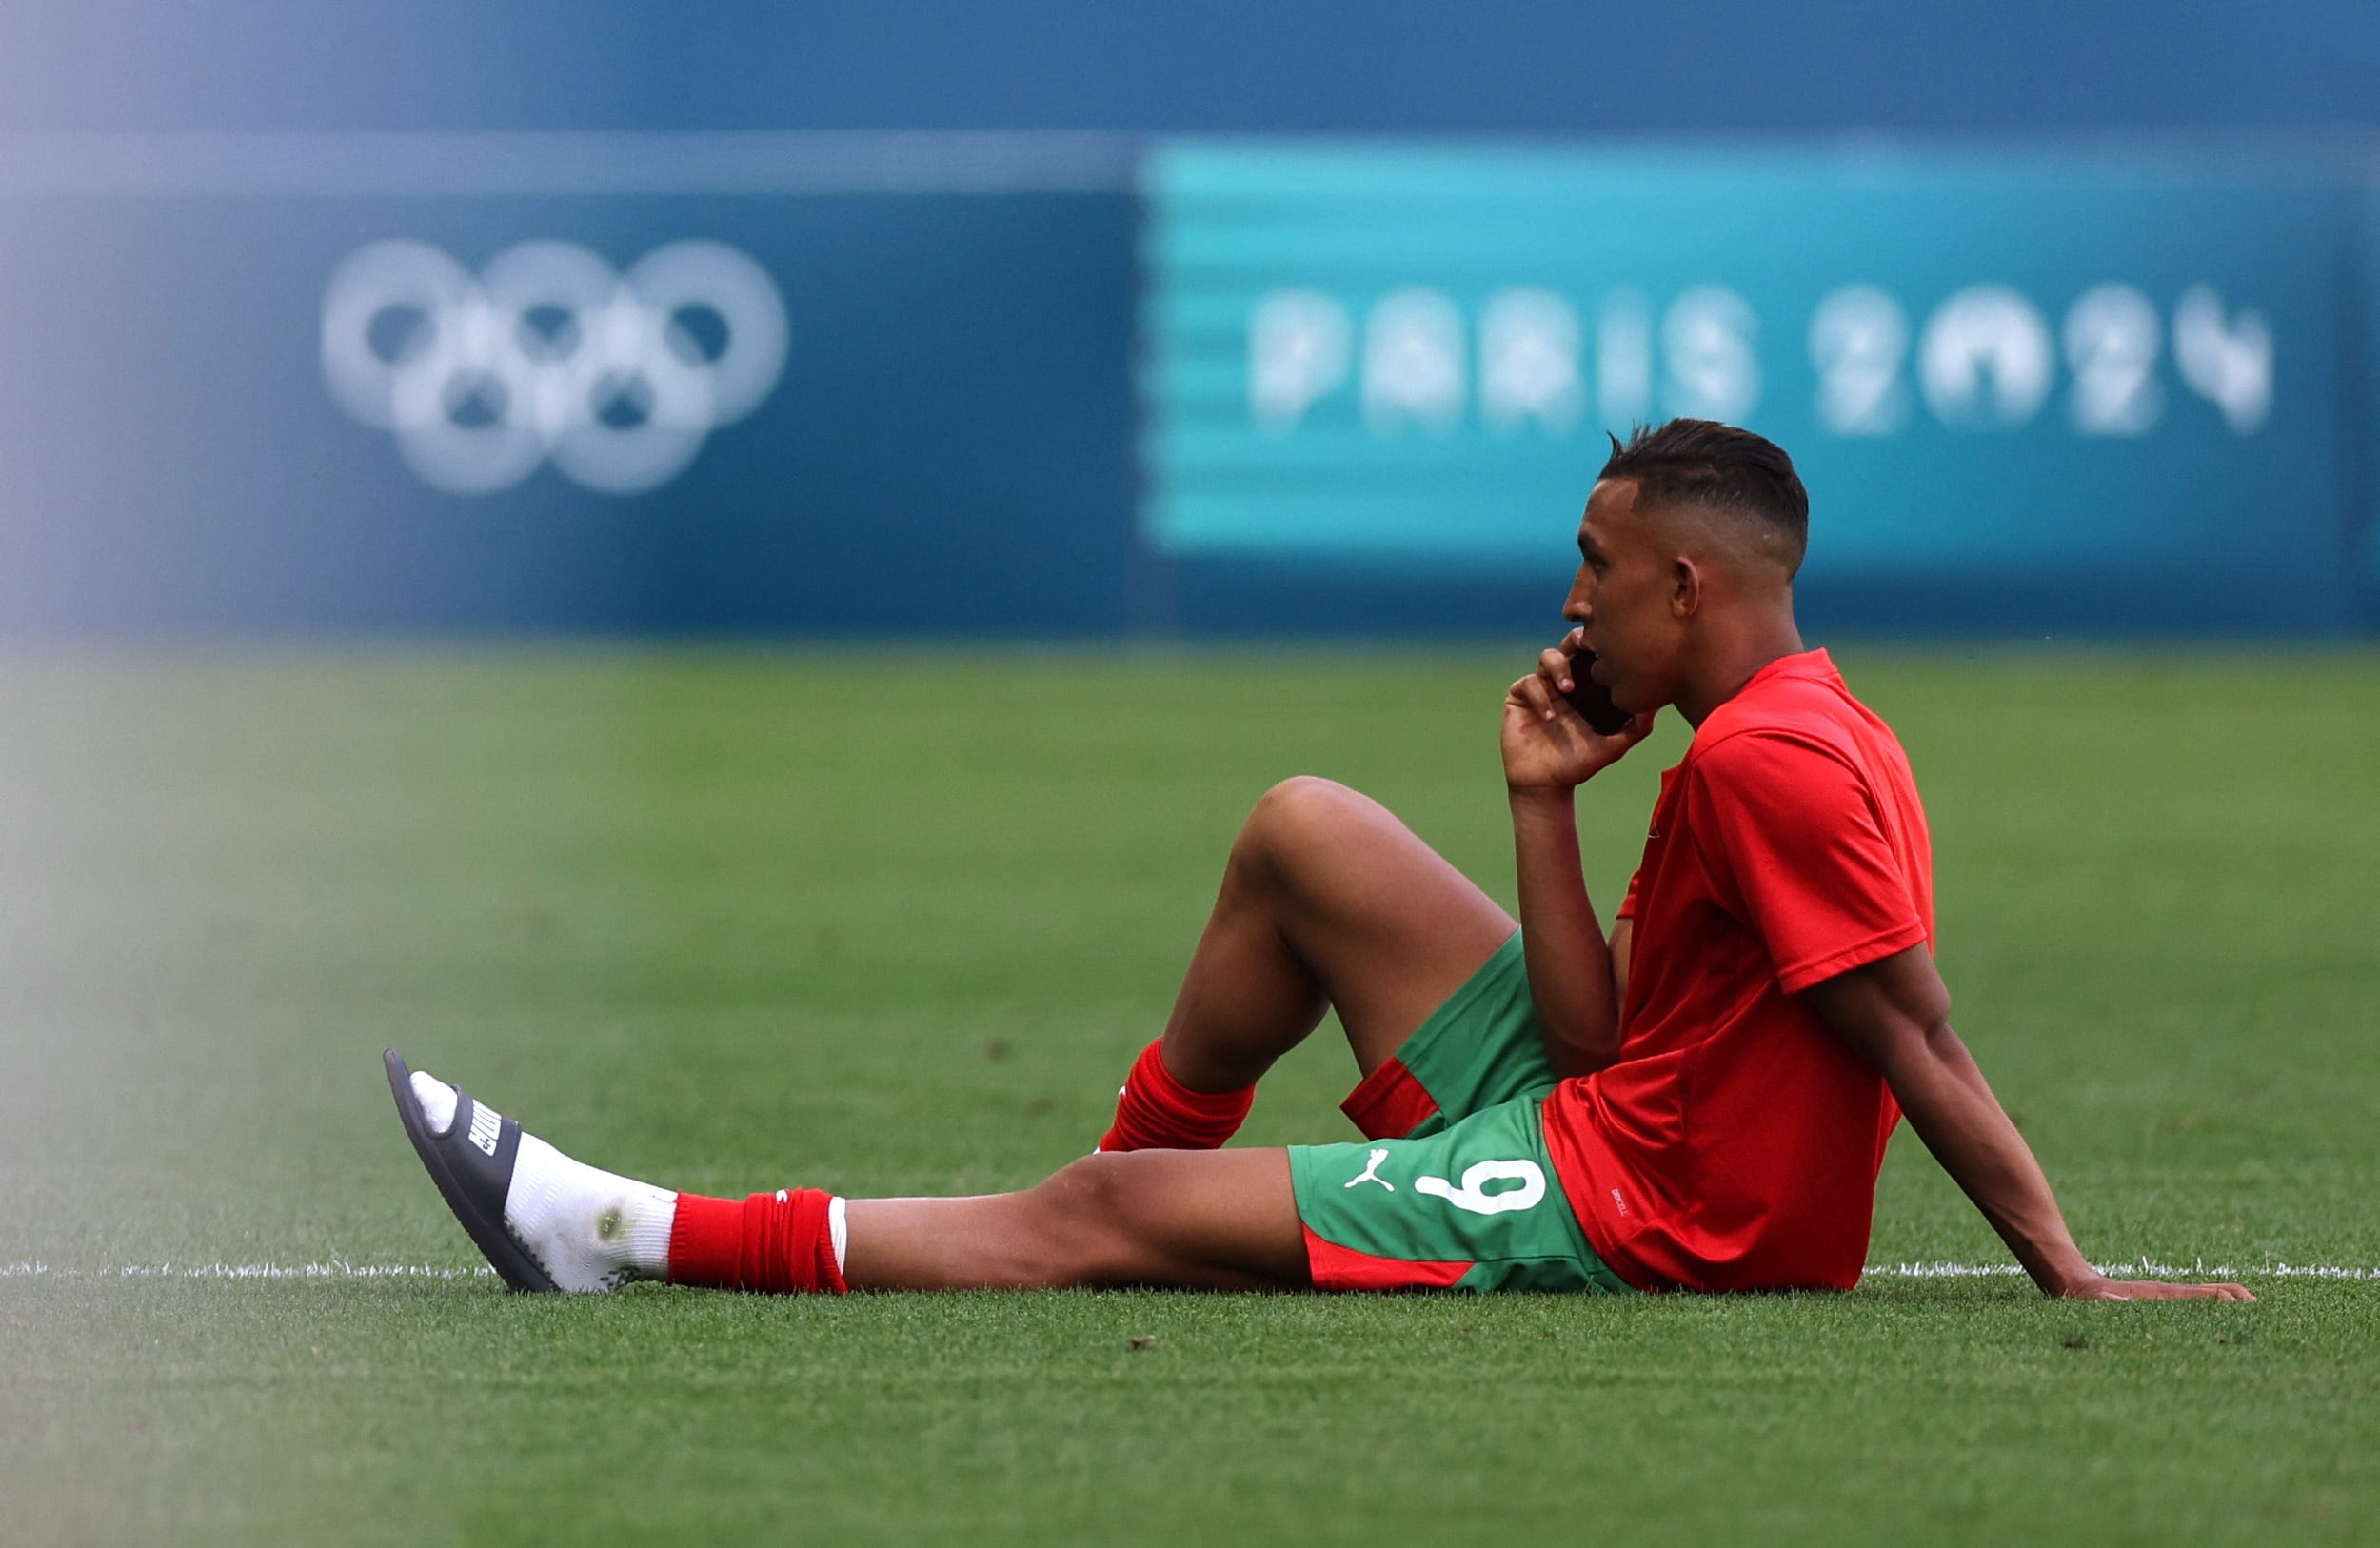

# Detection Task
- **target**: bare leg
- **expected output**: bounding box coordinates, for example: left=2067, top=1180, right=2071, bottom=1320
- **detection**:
left=1158, top=777, right=1517, bottom=1092
left=844, top=1149, right=1307, bottom=1291
left=853, top=783, right=1502, bottom=1287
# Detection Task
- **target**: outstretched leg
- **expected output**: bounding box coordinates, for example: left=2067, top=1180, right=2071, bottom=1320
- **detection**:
left=1165, top=777, right=1516, bottom=1086
left=389, top=1056, right=1306, bottom=1294
left=391, top=791, right=1518, bottom=1291
left=844, top=1150, right=1305, bottom=1291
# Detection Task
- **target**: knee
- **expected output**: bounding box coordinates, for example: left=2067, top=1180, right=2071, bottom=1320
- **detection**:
left=1023, top=1156, right=1139, bottom=1282
left=1233, top=776, right=1374, bottom=884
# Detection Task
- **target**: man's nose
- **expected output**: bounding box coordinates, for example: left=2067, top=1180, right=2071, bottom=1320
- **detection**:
left=1562, top=568, right=1593, bottom=622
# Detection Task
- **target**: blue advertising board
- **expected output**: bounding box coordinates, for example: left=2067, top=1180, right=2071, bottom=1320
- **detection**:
left=0, top=157, right=1139, bottom=637
left=1, top=134, right=2374, bottom=639
left=2363, top=179, right=2380, bottom=595
left=1141, top=145, right=2363, bottom=633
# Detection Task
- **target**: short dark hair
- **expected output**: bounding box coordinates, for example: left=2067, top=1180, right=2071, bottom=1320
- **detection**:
left=1597, top=419, right=1809, bottom=574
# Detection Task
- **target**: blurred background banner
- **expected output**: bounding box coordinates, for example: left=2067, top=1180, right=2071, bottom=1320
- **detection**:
left=4, top=133, right=2374, bottom=641
left=0, top=137, right=1140, bottom=637
left=1, top=3, right=2377, bottom=640
left=1142, top=144, right=2365, bottom=635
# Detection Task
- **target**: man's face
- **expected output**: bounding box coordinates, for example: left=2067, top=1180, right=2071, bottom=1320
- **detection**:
left=1563, top=478, right=1685, bottom=712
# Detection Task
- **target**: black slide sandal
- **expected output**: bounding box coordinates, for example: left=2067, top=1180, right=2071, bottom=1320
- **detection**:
left=383, top=1048, right=557, bottom=1293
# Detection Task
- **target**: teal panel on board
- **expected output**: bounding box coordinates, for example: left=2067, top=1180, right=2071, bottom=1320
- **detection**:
left=1140, top=144, right=2358, bottom=627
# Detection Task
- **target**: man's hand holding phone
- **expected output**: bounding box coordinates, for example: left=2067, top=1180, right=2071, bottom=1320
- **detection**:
left=1501, top=630, right=1656, bottom=792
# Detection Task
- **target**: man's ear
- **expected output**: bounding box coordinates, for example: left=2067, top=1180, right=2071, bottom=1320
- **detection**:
left=1670, top=556, right=1704, bottom=619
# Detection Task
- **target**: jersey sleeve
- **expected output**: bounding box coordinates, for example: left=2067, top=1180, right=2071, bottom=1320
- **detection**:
left=1684, top=730, right=1928, bottom=993
left=1616, top=866, right=1643, bottom=921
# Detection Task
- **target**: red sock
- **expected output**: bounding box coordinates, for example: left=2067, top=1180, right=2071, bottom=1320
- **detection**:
left=1097, top=1038, right=1256, bottom=1152
left=666, top=1188, right=848, bottom=1294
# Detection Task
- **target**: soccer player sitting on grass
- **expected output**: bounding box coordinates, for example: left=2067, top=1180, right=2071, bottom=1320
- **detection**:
left=387, top=419, right=2251, bottom=1303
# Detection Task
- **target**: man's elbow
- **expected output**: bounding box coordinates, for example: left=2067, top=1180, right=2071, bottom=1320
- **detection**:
left=1866, top=1016, right=1975, bottom=1100
left=1543, top=1020, right=1623, bottom=1079
left=1914, top=1016, right=1974, bottom=1071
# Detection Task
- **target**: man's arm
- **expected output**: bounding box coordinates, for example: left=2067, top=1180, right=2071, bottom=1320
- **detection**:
left=1800, top=945, right=2251, bottom=1301
left=1501, top=640, right=1653, bottom=1078
left=1507, top=787, right=1622, bottom=1076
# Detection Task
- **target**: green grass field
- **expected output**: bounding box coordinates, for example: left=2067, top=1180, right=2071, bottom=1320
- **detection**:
left=2, top=646, right=2375, bottom=1544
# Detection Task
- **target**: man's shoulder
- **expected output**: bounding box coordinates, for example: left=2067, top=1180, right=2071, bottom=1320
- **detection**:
left=1692, top=700, right=1866, bottom=777
left=1686, top=689, right=1909, bottom=818
left=1694, top=656, right=1900, bottom=777
left=1685, top=722, right=1864, bottom=805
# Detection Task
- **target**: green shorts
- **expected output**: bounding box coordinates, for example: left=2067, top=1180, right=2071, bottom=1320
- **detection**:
left=1289, top=932, right=1634, bottom=1295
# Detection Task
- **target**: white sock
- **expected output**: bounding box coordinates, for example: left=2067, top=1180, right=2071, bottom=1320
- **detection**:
left=411, top=1071, right=677, bottom=1293
left=411, top=1070, right=461, bottom=1136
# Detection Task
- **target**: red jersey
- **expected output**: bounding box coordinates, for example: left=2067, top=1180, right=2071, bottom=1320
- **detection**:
left=1541, top=649, right=1934, bottom=1292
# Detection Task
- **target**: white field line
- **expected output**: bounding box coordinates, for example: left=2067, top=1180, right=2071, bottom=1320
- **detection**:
left=0, top=1260, right=497, bottom=1280
left=1871, top=1260, right=2379, bottom=1281
left=0, top=1259, right=2372, bottom=1282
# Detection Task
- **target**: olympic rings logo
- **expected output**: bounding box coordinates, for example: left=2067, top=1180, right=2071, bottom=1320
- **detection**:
left=321, top=239, right=789, bottom=495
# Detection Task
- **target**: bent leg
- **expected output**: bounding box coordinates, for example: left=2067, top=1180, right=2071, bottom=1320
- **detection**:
left=844, top=1149, right=1308, bottom=1291
left=1160, top=777, right=1516, bottom=1093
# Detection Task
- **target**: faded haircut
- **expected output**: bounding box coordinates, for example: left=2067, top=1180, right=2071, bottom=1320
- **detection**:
left=1597, top=419, right=1810, bottom=576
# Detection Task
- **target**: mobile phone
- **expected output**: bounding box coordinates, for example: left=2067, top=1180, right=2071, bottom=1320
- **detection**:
left=1559, top=653, right=1636, bottom=735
